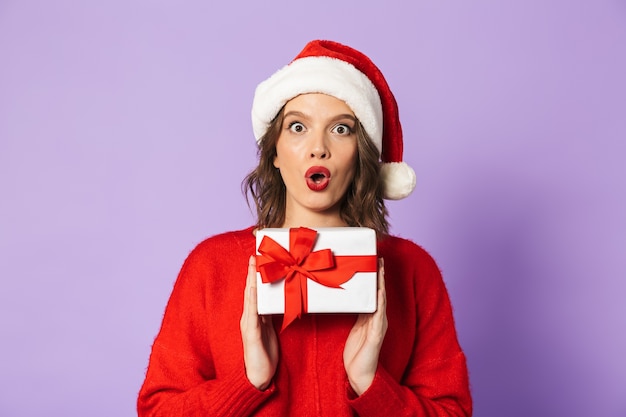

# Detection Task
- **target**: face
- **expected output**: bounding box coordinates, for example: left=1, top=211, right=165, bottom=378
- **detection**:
left=273, top=93, right=358, bottom=227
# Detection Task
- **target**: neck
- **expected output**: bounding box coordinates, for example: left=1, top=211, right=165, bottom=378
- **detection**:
left=281, top=211, right=347, bottom=229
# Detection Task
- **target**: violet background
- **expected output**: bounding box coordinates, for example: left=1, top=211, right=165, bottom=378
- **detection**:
left=1, top=1, right=625, bottom=416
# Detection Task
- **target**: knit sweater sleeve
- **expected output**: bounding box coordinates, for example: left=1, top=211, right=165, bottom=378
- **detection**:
left=137, top=235, right=274, bottom=417
left=347, top=239, right=472, bottom=416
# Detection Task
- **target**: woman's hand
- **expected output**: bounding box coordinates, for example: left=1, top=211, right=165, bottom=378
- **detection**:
left=343, top=258, right=388, bottom=395
left=240, top=255, right=279, bottom=390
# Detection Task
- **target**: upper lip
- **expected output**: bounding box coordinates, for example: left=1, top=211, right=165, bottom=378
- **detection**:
left=305, top=166, right=331, bottom=179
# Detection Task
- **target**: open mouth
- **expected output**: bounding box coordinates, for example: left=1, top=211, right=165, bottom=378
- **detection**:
left=305, top=166, right=331, bottom=191
left=310, top=173, right=326, bottom=183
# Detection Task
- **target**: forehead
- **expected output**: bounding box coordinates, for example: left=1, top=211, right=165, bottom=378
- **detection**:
left=283, top=93, right=355, bottom=117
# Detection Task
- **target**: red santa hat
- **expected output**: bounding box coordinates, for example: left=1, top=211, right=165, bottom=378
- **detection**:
left=251, top=39, right=416, bottom=200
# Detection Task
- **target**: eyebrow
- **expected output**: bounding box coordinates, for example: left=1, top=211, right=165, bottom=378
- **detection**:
left=283, top=111, right=357, bottom=124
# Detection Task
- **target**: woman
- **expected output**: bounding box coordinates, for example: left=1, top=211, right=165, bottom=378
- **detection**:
left=138, top=40, right=472, bottom=416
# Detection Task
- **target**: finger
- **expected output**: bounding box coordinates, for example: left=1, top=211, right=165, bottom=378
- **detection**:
left=373, top=257, right=385, bottom=314
left=246, top=255, right=256, bottom=296
left=260, top=314, right=273, bottom=328
left=247, top=255, right=259, bottom=315
left=242, top=255, right=258, bottom=330
left=246, top=255, right=256, bottom=288
left=379, top=263, right=386, bottom=307
left=372, top=258, right=388, bottom=335
left=377, top=257, right=385, bottom=290
left=377, top=286, right=386, bottom=317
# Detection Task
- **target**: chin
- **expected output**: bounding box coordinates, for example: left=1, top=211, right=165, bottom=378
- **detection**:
left=309, top=200, right=343, bottom=216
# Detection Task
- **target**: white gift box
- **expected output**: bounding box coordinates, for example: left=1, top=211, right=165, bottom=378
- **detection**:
left=256, top=227, right=377, bottom=316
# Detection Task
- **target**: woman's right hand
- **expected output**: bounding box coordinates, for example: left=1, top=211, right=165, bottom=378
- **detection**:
left=240, top=255, right=279, bottom=390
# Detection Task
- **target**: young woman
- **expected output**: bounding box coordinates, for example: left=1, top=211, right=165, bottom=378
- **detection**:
left=137, top=40, right=472, bottom=416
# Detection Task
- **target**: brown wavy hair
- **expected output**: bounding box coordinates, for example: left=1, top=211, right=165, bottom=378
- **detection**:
left=243, top=107, right=389, bottom=236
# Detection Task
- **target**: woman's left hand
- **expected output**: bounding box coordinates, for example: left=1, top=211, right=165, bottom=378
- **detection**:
left=343, top=258, right=388, bottom=395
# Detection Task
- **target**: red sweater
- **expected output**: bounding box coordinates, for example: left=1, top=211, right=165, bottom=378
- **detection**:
left=138, top=227, right=472, bottom=416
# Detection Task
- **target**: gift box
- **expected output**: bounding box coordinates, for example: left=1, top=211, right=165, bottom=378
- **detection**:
left=256, top=227, right=378, bottom=330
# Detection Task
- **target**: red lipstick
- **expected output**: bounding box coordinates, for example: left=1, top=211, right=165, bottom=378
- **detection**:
left=305, top=166, right=331, bottom=191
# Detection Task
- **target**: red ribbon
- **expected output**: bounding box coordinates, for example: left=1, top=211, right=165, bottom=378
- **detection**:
left=256, top=227, right=377, bottom=331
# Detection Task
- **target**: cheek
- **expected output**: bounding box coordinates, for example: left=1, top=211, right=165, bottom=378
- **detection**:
left=273, top=137, right=293, bottom=170
left=346, top=147, right=359, bottom=174
left=273, top=141, right=287, bottom=169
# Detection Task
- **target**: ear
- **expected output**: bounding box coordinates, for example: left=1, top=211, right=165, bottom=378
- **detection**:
left=273, top=154, right=280, bottom=169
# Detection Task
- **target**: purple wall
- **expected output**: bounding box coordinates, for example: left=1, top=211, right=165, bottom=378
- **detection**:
left=1, top=1, right=624, bottom=416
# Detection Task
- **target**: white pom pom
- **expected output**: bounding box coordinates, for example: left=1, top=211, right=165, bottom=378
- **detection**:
left=380, top=162, right=416, bottom=200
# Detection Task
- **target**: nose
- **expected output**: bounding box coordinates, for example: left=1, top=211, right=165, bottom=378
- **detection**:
left=309, top=131, right=329, bottom=159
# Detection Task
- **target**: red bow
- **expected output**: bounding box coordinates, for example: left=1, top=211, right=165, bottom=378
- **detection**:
left=256, top=227, right=377, bottom=331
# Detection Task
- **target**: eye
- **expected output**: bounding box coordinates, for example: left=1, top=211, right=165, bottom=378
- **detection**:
left=288, top=122, right=306, bottom=133
left=331, top=123, right=353, bottom=135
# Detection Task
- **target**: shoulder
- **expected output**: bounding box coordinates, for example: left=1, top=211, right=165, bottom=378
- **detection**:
left=192, top=226, right=255, bottom=255
left=168, top=227, right=255, bottom=292
left=182, top=226, right=255, bottom=270
left=378, top=234, right=445, bottom=290
left=378, top=234, right=438, bottom=268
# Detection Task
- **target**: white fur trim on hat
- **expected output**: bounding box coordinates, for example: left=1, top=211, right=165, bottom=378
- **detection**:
left=251, top=56, right=384, bottom=152
left=380, top=162, right=417, bottom=200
